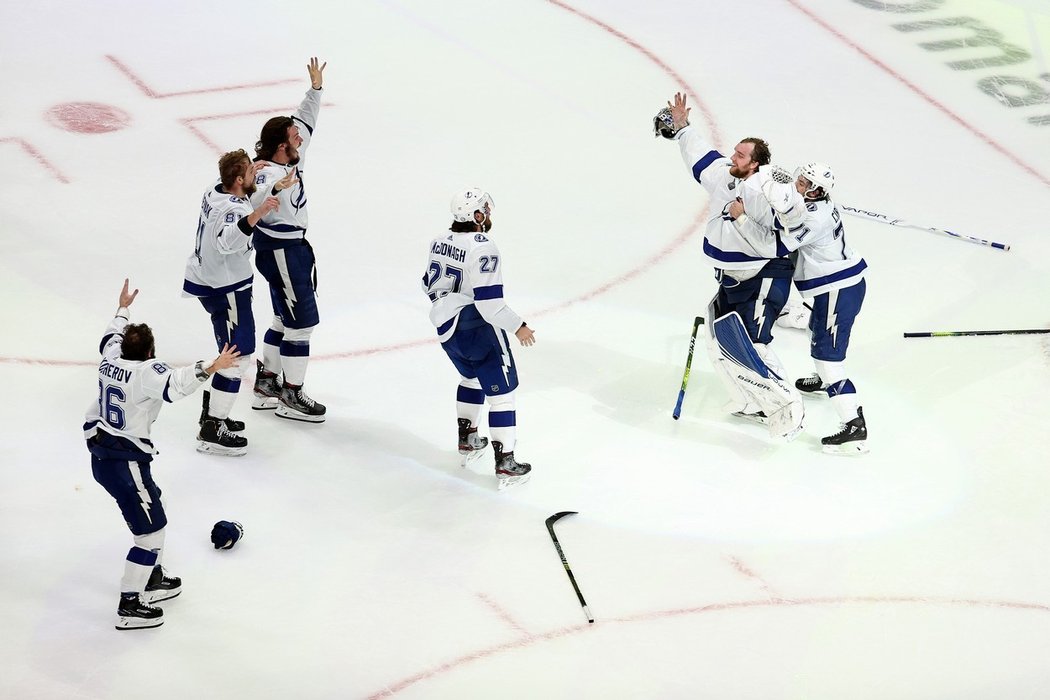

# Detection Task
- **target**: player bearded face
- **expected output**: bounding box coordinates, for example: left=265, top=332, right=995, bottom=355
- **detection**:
left=729, top=142, right=758, bottom=179
left=241, top=159, right=257, bottom=197
left=283, top=125, right=303, bottom=165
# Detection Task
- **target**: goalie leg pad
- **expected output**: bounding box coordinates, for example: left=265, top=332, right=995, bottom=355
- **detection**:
left=712, top=312, right=804, bottom=440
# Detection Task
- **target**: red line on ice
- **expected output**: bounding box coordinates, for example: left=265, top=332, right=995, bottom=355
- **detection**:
left=784, top=0, right=1050, bottom=190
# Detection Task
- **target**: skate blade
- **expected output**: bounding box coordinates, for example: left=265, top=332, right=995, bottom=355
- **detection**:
left=497, top=472, right=531, bottom=490
left=252, top=396, right=278, bottom=411
left=275, top=406, right=326, bottom=423
left=459, top=446, right=489, bottom=468
left=115, top=617, right=164, bottom=630
left=822, top=440, right=869, bottom=455
left=196, top=441, right=247, bottom=457
left=142, top=589, right=181, bottom=604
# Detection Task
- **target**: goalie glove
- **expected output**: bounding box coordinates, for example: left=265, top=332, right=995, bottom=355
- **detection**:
left=211, top=520, right=244, bottom=550
left=760, top=165, right=805, bottom=229
left=653, top=107, right=686, bottom=139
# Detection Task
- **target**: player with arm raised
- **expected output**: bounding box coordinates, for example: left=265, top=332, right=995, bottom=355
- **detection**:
left=250, top=57, right=327, bottom=423
left=183, top=149, right=281, bottom=456
left=85, top=280, right=240, bottom=629
left=656, top=92, right=803, bottom=440
left=423, top=188, right=534, bottom=489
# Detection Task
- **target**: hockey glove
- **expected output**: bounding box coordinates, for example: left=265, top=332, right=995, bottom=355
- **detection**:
left=211, top=520, right=245, bottom=550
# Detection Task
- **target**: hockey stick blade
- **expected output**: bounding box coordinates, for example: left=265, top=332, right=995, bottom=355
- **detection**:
left=904, top=329, right=1050, bottom=338
left=672, top=316, right=704, bottom=420
left=545, top=512, right=594, bottom=623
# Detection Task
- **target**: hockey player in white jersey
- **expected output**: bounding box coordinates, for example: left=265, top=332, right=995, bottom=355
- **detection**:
left=788, top=163, right=868, bottom=453
left=730, top=162, right=868, bottom=453
left=85, top=280, right=240, bottom=629
left=423, top=188, right=535, bottom=489
left=183, top=149, right=282, bottom=456
left=250, top=57, right=327, bottom=423
left=656, top=92, right=803, bottom=439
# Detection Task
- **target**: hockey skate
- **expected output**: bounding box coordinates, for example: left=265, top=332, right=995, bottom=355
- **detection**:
left=492, top=440, right=531, bottom=490
left=116, top=593, right=163, bottom=630
left=200, top=391, right=245, bottom=432
left=275, top=383, right=327, bottom=423
left=795, top=374, right=829, bottom=396
left=776, top=303, right=810, bottom=330
left=252, top=360, right=281, bottom=411
left=197, top=418, right=248, bottom=457
left=458, top=418, right=489, bottom=467
left=822, top=407, right=869, bottom=455
left=142, top=566, right=182, bottom=604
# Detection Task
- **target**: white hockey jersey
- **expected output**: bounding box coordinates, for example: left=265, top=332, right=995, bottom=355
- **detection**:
left=250, top=88, right=322, bottom=251
left=422, top=230, right=524, bottom=343
left=676, top=125, right=781, bottom=272
left=782, top=199, right=867, bottom=297
left=84, top=313, right=210, bottom=455
left=182, top=183, right=254, bottom=297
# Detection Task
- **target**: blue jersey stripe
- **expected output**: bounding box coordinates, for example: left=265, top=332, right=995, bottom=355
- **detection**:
left=795, top=259, right=868, bottom=291
left=473, top=284, right=504, bottom=300
left=692, top=150, right=724, bottom=183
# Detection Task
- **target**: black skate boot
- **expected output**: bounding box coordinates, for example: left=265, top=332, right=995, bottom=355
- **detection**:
left=276, top=382, right=327, bottom=423
left=492, top=440, right=531, bottom=490
left=458, top=418, right=489, bottom=467
left=795, top=374, right=829, bottom=396
left=253, top=360, right=282, bottom=411
left=197, top=417, right=248, bottom=457
left=821, top=407, right=869, bottom=455
left=200, top=390, right=245, bottom=432
left=116, top=593, right=163, bottom=630
left=143, top=566, right=182, bottom=604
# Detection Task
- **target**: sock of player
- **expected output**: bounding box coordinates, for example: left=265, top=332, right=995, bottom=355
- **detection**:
left=457, top=378, right=485, bottom=427
left=815, top=360, right=860, bottom=421
left=280, top=327, right=313, bottom=386
left=208, top=371, right=241, bottom=420
left=488, top=392, right=516, bottom=453
left=263, top=318, right=285, bottom=374
left=120, top=545, right=158, bottom=594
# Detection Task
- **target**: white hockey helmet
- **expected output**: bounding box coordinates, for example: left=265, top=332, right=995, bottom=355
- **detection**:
left=450, top=188, right=494, bottom=223
left=795, top=162, right=835, bottom=198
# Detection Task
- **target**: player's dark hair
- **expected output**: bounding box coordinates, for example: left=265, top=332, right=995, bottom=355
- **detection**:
left=255, top=116, right=294, bottom=161
left=449, top=220, right=477, bottom=233
left=218, top=149, right=250, bottom=190
left=121, top=324, right=155, bottom=361
left=741, top=137, right=771, bottom=167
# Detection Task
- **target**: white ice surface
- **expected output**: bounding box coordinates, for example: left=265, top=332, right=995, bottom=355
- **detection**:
left=2, top=1, right=1049, bottom=698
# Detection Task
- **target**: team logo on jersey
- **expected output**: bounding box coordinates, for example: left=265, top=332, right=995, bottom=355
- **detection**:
left=728, top=182, right=736, bottom=191
left=474, top=234, right=489, bottom=242
left=806, top=202, right=818, bottom=211
left=225, top=212, right=236, bottom=223
left=491, top=385, right=500, bottom=392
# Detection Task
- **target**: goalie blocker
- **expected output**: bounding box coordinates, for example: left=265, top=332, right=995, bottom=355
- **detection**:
left=708, top=308, right=804, bottom=441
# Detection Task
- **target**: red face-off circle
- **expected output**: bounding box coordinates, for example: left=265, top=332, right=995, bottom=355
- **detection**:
left=45, top=102, right=131, bottom=133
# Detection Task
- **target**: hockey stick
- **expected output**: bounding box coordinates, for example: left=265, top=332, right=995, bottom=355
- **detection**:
left=672, top=316, right=704, bottom=420
left=545, top=511, right=593, bottom=624
left=904, top=329, right=1050, bottom=338
left=840, top=205, right=1010, bottom=251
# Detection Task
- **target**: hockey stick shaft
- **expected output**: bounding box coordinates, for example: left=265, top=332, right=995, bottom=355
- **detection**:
left=545, top=511, right=593, bottom=624
left=904, top=329, right=1050, bottom=338
left=672, top=316, right=704, bottom=420
left=841, top=205, right=1010, bottom=251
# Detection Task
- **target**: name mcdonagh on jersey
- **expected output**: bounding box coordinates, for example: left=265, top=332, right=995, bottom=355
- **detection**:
left=431, top=240, right=466, bottom=262
left=99, top=359, right=132, bottom=383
